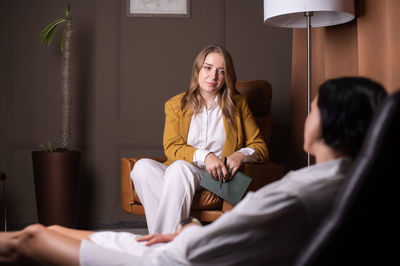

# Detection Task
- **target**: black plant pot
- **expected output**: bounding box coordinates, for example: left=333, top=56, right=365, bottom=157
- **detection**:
left=32, top=150, right=81, bottom=227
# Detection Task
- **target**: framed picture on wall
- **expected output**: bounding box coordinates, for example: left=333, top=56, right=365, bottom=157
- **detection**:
left=127, top=0, right=190, bottom=18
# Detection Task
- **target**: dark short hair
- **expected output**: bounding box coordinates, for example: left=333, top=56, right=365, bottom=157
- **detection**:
left=318, top=77, right=387, bottom=158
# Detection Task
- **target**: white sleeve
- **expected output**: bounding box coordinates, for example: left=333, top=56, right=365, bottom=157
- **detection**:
left=237, top=147, right=260, bottom=163
left=194, top=147, right=259, bottom=167
left=192, top=149, right=210, bottom=168
left=163, top=185, right=309, bottom=265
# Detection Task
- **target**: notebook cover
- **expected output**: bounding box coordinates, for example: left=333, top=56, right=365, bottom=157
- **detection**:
left=200, top=170, right=252, bottom=205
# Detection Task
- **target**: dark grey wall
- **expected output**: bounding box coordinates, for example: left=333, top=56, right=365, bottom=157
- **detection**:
left=1, top=0, right=291, bottom=228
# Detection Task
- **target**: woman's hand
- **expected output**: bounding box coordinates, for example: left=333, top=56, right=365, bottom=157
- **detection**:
left=226, top=152, right=245, bottom=178
left=136, top=220, right=201, bottom=246
left=136, top=232, right=178, bottom=246
left=204, top=153, right=229, bottom=181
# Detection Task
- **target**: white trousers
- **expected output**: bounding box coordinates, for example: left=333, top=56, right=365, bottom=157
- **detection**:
left=130, top=159, right=203, bottom=234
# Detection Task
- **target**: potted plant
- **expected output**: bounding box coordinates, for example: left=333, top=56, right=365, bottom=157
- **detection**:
left=32, top=5, right=80, bottom=227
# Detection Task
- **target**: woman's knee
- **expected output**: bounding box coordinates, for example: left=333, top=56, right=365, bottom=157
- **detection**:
left=130, top=158, right=154, bottom=182
left=10, top=224, right=47, bottom=261
left=47, top=224, right=63, bottom=232
left=23, top=223, right=47, bottom=237
left=165, top=160, right=198, bottom=182
left=167, top=160, right=191, bottom=170
left=13, top=224, right=47, bottom=251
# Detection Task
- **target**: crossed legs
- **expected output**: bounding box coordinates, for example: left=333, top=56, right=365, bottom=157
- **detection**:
left=0, top=224, right=94, bottom=265
left=131, top=159, right=203, bottom=234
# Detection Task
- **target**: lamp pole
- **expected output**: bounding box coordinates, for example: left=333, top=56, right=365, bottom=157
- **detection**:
left=305, top=11, right=313, bottom=167
left=263, top=0, right=355, bottom=168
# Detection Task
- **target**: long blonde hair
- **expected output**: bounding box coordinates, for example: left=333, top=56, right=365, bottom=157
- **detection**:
left=181, top=44, right=239, bottom=126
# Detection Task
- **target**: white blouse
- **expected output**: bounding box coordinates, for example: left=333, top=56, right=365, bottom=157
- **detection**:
left=186, top=96, right=259, bottom=168
left=80, top=158, right=353, bottom=266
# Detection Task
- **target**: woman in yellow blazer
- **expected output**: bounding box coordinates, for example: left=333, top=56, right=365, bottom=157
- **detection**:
left=131, top=44, right=268, bottom=235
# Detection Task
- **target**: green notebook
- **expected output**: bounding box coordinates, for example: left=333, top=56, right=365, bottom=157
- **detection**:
left=200, top=170, right=252, bottom=205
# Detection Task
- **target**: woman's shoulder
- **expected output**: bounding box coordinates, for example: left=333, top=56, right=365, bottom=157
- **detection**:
left=233, top=93, right=246, bottom=101
left=165, top=92, right=186, bottom=108
left=232, top=93, right=247, bottom=107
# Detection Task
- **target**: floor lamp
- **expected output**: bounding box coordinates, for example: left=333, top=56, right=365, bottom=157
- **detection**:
left=263, top=0, right=355, bottom=166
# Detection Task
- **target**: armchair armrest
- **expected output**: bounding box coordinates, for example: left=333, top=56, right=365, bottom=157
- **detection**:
left=121, top=157, right=285, bottom=215
left=121, top=157, right=166, bottom=213
left=242, top=161, right=285, bottom=192
left=222, top=161, right=285, bottom=212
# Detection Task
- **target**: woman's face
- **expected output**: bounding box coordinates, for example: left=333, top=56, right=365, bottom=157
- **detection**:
left=303, top=96, right=323, bottom=154
left=197, top=52, right=226, bottom=97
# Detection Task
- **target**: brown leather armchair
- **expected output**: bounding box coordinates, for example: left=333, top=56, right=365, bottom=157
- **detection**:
left=121, top=80, right=285, bottom=222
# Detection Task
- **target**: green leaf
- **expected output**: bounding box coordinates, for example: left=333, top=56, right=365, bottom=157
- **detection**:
left=40, top=21, right=65, bottom=45
left=39, top=19, right=60, bottom=37
left=66, top=5, right=71, bottom=17
left=39, top=18, right=66, bottom=42
left=47, top=141, right=53, bottom=152
left=39, top=143, right=47, bottom=152
left=45, top=22, right=62, bottom=46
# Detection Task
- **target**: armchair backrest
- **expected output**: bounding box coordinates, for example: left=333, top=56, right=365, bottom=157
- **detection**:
left=295, top=91, right=400, bottom=266
left=236, top=80, right=273, bottom=147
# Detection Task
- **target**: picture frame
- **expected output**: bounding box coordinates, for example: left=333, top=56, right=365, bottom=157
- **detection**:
left=126, top=0, right=191, bottom=18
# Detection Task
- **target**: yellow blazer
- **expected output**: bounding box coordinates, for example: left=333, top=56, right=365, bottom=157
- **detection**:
left=163, top=92, right=269, bottom=165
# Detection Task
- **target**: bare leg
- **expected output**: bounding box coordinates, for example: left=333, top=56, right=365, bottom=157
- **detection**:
left=47, top=225, right=94, bottom=241
left=0, top=224, right=82, bottom=265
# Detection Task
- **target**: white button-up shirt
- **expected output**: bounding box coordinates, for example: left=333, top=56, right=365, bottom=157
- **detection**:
left=80, top=158, right=353, bottom=266
left=186, top=96, right=259, bottom=168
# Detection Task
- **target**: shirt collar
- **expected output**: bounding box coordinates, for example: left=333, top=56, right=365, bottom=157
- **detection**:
left=206, top=95, right=220, bottom=110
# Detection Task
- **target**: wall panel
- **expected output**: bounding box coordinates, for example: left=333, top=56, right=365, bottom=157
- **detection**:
left=2, top=0, right=292, bottom=227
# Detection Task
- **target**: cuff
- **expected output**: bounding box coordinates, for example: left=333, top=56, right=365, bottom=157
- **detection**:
left=193, top=149, right=210, bottom=168
left=237, top=147, right=260, bottom=163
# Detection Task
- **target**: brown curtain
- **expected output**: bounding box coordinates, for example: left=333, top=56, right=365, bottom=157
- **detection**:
left=290, top=0, right=400, bottom=169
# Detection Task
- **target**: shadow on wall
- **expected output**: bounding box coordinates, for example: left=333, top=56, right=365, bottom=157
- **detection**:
left=73, top=7, right=95, bottom=229
left=76, top=157, right=96, bottom=229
